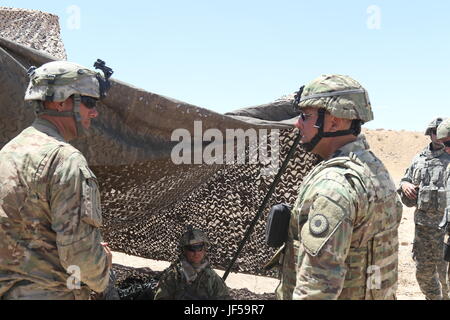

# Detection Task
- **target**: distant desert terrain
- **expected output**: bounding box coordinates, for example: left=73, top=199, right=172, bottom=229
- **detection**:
left=113, top=128, right=431, bottom=300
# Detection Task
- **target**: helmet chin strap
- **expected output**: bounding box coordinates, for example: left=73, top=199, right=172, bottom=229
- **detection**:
left=300, top=109, right=362, bottom=152
left=300, top=109, right=326, bottom=152
left=72, top=94, right=85, bottom=138
left=35, top=94, right=85, bottom=138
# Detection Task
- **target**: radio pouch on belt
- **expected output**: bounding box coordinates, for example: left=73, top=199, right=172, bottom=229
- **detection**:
left=266, top=203, right=291, bottom=248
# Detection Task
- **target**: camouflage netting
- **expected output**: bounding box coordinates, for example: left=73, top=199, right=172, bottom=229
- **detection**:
left=0, top=9, right=318, bottom=281
left=0, top=7, right=67, bottom=60
left=97, top=129, right=318, bottom=277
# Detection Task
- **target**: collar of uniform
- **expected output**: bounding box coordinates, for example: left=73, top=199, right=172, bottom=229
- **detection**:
left=179, top=258, right=210, bottom=283
left=423, top=143, right=446, bottom=159
left=32, top=118, right=66, bottom=142
left=331, top=134, right=369, bottom=158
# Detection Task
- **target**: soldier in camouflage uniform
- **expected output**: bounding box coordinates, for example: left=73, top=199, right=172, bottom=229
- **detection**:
left=437, top=119, right=450, bottom=201
left=275, top=75, right=402, bottom=300
left=437, top=119, right=450, bottom=265
left=0, top=61, right=116, bottom=299
left=154, top=228, right=230, bottom=300
left=438, top=118, right=450, bottom=155
left=398, top=118, right=450, bottom=300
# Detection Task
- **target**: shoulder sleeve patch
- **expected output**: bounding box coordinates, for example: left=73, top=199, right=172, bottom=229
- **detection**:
left=301, top=192, right=353, bottom=257
left=309, top=214, right=329, bottom=236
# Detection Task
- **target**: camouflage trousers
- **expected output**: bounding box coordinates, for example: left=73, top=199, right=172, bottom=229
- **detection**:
left=413, top=224, right=449, bottom=300
left=1, top=281, right=90, bottom=300
left=1, top=271, right=119, bottom=300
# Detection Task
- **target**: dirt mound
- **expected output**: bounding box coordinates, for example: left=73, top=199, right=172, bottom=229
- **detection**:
left=363, top=128, right=429, bottom=184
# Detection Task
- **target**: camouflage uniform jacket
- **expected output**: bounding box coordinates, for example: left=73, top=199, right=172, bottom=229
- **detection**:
left=399, top=144, right=450, bottom=227
left=277, top=135, right=402, bottom=300
left=444, top=163, right=450, bottom=233
left=154, top=259, right=230, bottom=300
left=0, top=118, right=110, bottom=299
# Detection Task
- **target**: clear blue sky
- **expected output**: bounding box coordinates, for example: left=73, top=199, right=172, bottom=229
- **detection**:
left=3, top=1, right=449, bottom=131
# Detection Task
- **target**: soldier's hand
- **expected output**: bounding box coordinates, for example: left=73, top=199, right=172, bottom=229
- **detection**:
left=401, top=182, right=418, bottom=200
left=101, top=242, right=113, bottom=269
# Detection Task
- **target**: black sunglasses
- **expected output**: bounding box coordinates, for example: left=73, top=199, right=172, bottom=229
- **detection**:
left=298, top=111, right=313, bottom=122
left=443, top=140, right=450, bottom=147
left=299, top=111, right=305, bottom=121
left=185, top=244, right=205, bottom=252
left=80, top=96, right=98, bottom=109
left=430, top=129, right=437, bottom=135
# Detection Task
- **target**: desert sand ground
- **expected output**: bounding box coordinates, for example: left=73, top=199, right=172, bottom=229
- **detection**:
left=112, top=128, right=431, bottom=300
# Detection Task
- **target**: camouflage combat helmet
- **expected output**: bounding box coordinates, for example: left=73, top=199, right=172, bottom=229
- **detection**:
left=24, top=59, right=113, bottom=137
left=180, top=227, right=210, bottom=248
left=295, top=74, right=374, bottom=123
left=425, top=117, right=445, bottom=136
left=292, top=74, right=372, bottom=152
left=436, top=118, right=450, bottom=140
left=25, top=61, right=102, bottom=102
